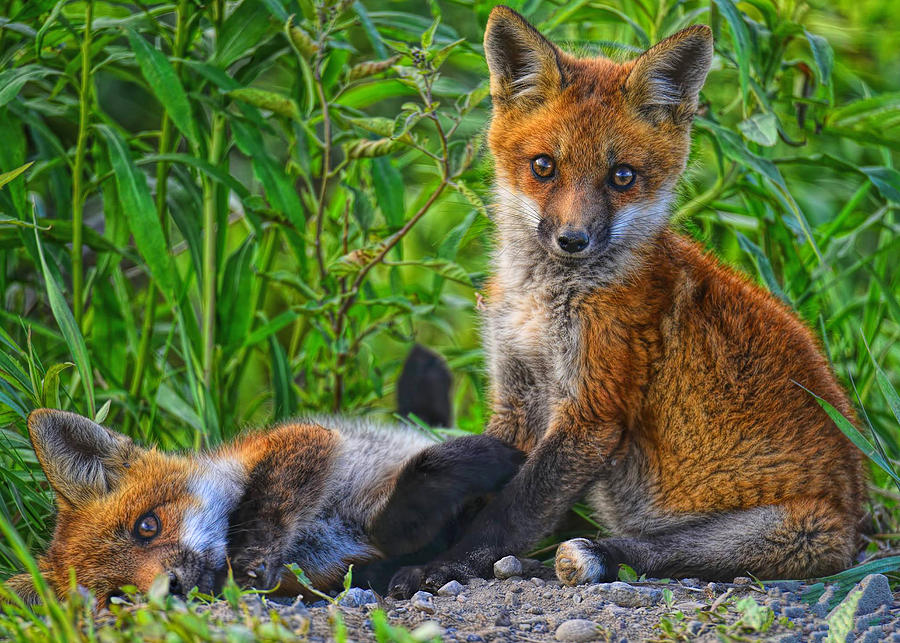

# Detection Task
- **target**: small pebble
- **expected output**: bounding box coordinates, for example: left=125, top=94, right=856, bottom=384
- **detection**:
left=555, top=619, right=601, bottom=642
left=687, top=620, right=703, bottom=636
left=495, top=610, right=512, bottom=626
left=438, top=580, right=464, bottom=597
left=532, top=577, right=546, bottom=587
left=783, top=605, right=805, bottom=619
left=411, top=591, right=435, bottom=615
left=828, top=574, right=893, bottom=621
left=733, top=576, right=752, bottom=585
left=339, top=587, right=377, bottom=608
left=494, top=556, right=524, bottom=579
left=598, top=582, right=662, bottom=608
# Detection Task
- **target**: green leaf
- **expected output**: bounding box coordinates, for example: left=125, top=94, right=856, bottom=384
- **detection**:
left=800, top=556, right=900, bottom=607
left=0, top=66, right=59, bottom=108
left=828, top=92, right=900, bottom=128
left=216, top=0, right=275, bottom=67
left=824, top=587, right=861, bottom=642
left=232, top=119, right=306, bottom=229
left=863, top=339, right=900, bottom=428
left=804, top=30, right=834, bottom=87
left=125, top=28, right=198, bottom=146
left=738, top=113, right=777, bottom=146
left=735, top=232, right=790, bottom=304
left=617, top=563, right=638, bottom=582
left=795, top=381, right=900, bottom=485
left=40, top=362, right=72, bottom=409
left=31, top=213, right=95, bottom=418
left=860, top=166, right=900, bottom=203
left=96, top=125, right=178, bottom=298
left=421, top=15, right=439, bottom=49
left=0, top=162, right=32, bottom=190
left=391, top=258, right=473, bottom=285
left=94, top=398, right=111, bottom=424
left=371, top=157, right=404, bottom=228
left=713, top=0, right=751, bottom=104
left=269, top=335, right=297, bottom=421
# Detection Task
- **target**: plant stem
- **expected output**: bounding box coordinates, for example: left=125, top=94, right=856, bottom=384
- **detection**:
left=71, top=0, right=94, bottom=326
left=129, top=287, right=157, bottom=399
left=313, top=54, right=332, bottom=286
left=201, top=113, right=225, bottom=387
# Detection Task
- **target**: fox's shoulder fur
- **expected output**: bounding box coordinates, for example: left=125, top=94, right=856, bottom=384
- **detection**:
left=8, top=409, right=522, bottom=605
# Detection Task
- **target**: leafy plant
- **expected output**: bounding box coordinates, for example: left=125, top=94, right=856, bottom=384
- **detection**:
left=0, top=0, right=899, bottom=636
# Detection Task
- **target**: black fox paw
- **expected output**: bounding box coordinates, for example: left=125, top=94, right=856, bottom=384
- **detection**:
left=230, top=550, right=283, bottom=591
left=388, top=561, right=477, bottom=598
left=555, top=538, right=616, bottom=586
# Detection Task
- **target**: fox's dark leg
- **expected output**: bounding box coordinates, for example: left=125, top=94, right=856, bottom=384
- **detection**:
left=226, top=424, right=339, bottom=590
left=388, top=423, right=614, bottom=596
left=369, top=434, right=524, bottom=557
left=555, top=499, right=855, bottom=584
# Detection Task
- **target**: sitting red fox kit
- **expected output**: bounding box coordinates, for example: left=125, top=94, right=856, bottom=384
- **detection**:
left=9, top=409, right=521, bottom=605
left=390, top=7, right=865, bottom=594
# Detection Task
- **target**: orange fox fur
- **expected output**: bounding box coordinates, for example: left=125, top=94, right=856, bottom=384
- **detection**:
left=388, top=7, right=866, bottom=595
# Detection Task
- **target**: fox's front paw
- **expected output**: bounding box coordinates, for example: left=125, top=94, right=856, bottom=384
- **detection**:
left=555, top=538, right=615, bottom=586
left=230, top=550, right=283, bottom=591
left=388, top=560, right=478, bottom=598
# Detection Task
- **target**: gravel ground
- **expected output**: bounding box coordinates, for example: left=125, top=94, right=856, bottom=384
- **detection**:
left=205, top=557, right=900, bottom=642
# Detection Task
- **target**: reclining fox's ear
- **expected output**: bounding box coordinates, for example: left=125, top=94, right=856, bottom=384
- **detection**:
left=625, top=25, right=713, bottom=125
left=27, top=409, right=142, bottom=510
left=483, top=6, right=564, bottom=111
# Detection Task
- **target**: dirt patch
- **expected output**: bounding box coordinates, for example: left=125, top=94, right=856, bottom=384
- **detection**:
left=202, top=559, right=900, bottom=641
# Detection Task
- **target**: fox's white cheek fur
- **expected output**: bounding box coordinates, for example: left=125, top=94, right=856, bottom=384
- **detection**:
left=181, top=457, right=245, bottom=564
left=609, top=190, right=673, bottom=243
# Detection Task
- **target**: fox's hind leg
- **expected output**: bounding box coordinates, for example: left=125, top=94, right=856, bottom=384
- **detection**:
left=556, top=498, right=856, bottom=584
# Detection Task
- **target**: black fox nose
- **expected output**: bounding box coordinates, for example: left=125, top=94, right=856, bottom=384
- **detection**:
left=557, top=229, right=589, bottom=253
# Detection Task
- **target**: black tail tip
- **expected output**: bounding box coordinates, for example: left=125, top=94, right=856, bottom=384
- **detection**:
left=397, top=344, right=452, bottom=427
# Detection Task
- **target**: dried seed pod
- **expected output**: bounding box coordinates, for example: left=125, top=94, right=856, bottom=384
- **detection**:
left=347, top=55, right=401, bottom=81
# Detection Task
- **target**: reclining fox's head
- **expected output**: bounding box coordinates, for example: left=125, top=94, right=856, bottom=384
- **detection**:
left=484, top=6, right=713, bottom=281
left=7, top=409, right=244, bottom=606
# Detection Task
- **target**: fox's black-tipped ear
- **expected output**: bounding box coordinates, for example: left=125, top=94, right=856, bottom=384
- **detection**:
left=625, top=25, right=713, bottom=125
left=27, top=409, right=141, bottom=510
left=484, top=6, right=564, bottom=111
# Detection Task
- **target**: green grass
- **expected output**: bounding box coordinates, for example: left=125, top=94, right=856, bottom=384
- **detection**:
left=0, top=0, right=899, bottom=637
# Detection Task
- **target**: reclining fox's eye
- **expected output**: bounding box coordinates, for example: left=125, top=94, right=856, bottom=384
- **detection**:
left=609, top=165, right=636, bottom=190
left=531, top=155, right=556, bottom=180
left=133, top=512, right=161, bottom=542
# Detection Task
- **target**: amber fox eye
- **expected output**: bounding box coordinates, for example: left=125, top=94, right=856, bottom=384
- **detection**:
left=531, top=155, right=556, bottom=180
left=133, top=511, right=161, bottom=542
left=608, top=164, right=636, bottom=190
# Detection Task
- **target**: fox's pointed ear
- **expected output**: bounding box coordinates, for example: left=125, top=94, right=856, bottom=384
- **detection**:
left=625, top=25, right=713, bottom=125
left=484, top=6, right=564, bottom=111
left=27, top=409, right=141, bottom=510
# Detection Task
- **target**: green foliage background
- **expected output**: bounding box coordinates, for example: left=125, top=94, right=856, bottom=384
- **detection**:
left=0, top=0, right=899, bottom=582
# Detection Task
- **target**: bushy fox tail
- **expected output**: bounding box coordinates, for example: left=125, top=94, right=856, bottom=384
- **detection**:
left=396, top=344, right=453, bottom=428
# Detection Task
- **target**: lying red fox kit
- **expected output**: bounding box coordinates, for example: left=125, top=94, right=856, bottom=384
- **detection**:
left=8, top=409, right=521, bottom=605
left=390, top=7, right=866, bottom=594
